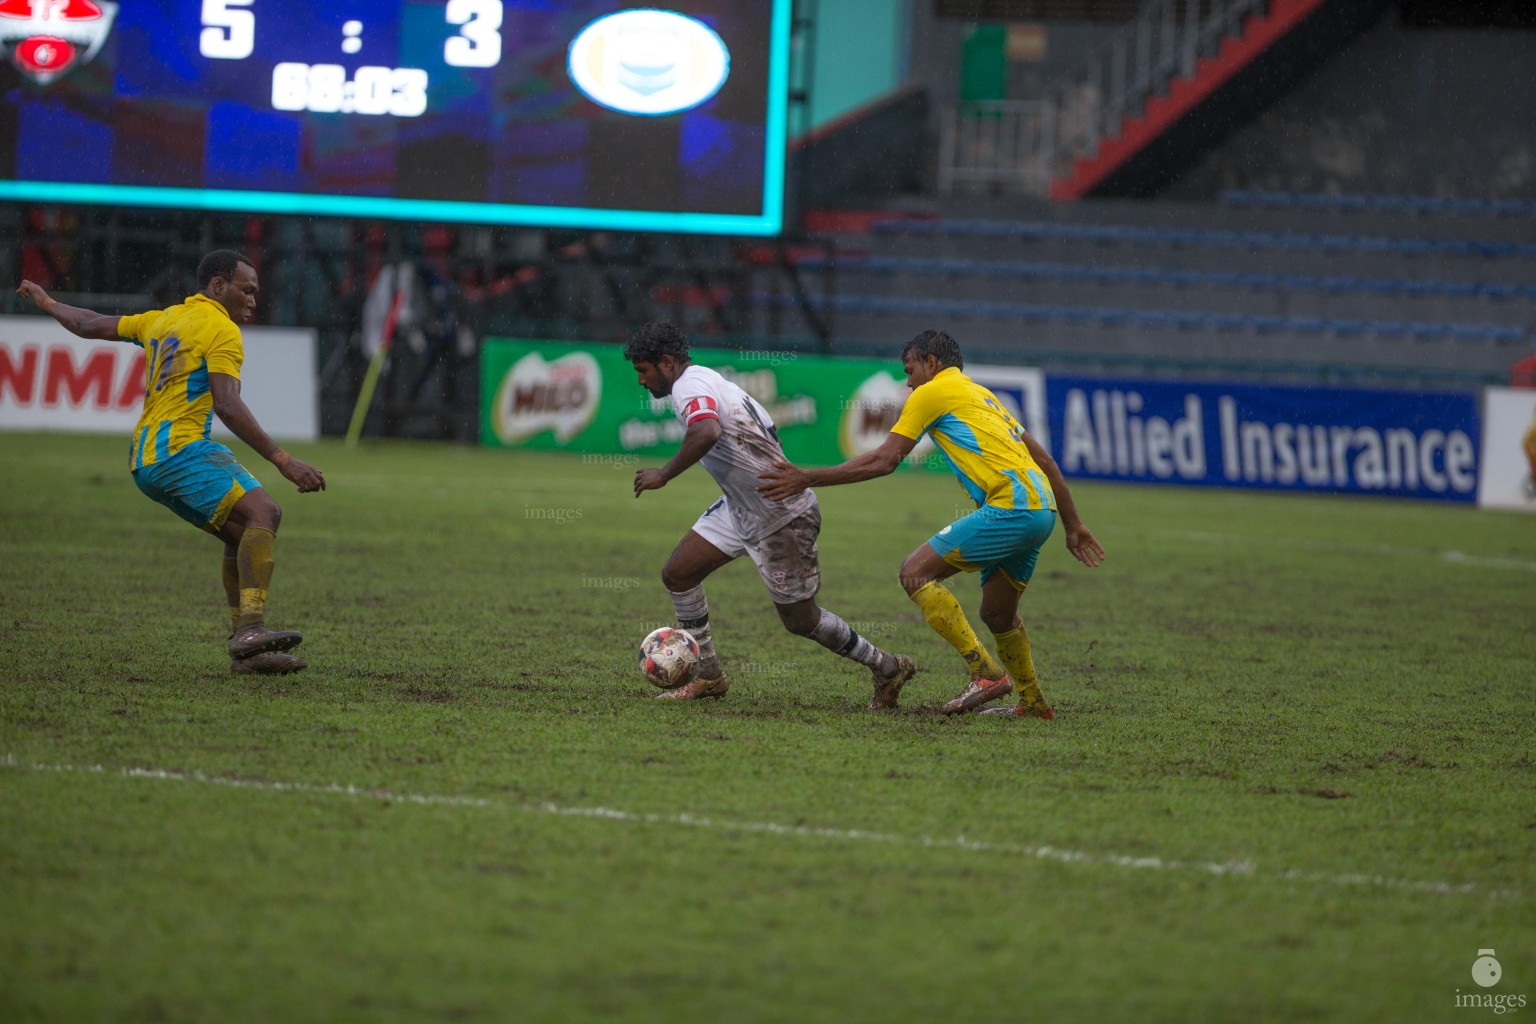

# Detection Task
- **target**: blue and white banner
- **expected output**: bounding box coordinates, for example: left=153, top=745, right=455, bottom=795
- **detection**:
left=1046, top=376, right=1480, bottom=503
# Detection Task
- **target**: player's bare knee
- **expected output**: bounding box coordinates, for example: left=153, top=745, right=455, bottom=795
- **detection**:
left=898, top=562, right=928, bottom=595
left=981, top=609, right=1016, bottom=634
left=251, top=495, right=283, bottom=533
left=660, top=564, right=691, bottom=592
left=230, top=489, right=281, bottom=534
left=776, top=604, right=818, bottom=637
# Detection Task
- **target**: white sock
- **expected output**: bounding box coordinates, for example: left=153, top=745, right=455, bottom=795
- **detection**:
left=808, top=609, right=895, bottom=674
left=669, top=587, right=723, bottom=677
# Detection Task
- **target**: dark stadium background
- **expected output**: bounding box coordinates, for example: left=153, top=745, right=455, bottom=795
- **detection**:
left=2, top=0, right=1531, bottom=440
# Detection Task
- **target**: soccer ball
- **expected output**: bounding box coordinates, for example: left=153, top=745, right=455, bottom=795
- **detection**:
left=638, top=627, right=701, bottom=689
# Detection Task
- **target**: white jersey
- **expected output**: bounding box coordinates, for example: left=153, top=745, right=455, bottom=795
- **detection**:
left=670, top=364, right=816, bottom=542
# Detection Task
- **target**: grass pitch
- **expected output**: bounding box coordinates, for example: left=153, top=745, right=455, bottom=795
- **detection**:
left=2, top=430, right=1533, bottom=1023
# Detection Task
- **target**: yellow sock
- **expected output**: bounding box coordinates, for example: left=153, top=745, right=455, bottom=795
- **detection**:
left=909, top=581, right=1004, bottom=680
left=994, top=625, right=1049, bottom=709
left=235, top=527, right=277, bottom=630
left=222, top=555, right=240, bottom=633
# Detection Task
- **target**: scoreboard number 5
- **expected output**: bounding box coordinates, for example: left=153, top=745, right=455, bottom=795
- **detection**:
left=444, top=0, right=502, bottom=68
left=200, top=0, right=255, bottom=60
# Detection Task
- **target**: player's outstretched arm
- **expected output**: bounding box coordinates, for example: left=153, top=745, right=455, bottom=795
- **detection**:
left=635, top=417, right=721, bottom=496
left=1021, top=431, right=1103, bottom=568
left=210, top=373, right=325, bottom=493
left=16, top=280, right=122, bottom=340
left=757, top=432, right=916, bottom=500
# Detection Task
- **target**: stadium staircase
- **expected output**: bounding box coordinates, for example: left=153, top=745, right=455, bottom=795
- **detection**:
left=943, top=0, right=1394, bottom=201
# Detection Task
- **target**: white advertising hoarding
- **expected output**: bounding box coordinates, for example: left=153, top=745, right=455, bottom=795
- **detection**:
left=0, top=315, right=318, bottom=442
left=1477, top=387, right=1536, bottom=513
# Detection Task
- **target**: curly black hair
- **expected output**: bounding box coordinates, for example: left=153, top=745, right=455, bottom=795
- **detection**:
left=196, top=250, right=255, bottom=289
left=622, top=320, right=691, bottom=366
left=901, top=328, right=964, bottom=370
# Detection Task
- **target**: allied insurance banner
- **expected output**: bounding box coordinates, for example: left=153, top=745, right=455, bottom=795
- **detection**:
left=1046, top=375, right=1481, bottom=503
left=481, top=340, right=1498, bottom=505
left=480, top=338, right=1046, bottom=467
left=0, top=315, right=320, bottom=441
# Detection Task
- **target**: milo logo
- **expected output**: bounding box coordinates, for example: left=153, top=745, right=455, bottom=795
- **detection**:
left=492, top=351, right=601, bottom=445
left=838, top=371, right=934, bottom=460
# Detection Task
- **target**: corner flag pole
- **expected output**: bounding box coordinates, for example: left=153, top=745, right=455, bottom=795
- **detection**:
left=344, top=287, right=404, bottom=448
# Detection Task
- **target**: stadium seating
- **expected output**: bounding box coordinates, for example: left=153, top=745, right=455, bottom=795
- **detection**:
left=787, top=255, right=1536, bottom=303
left=865, top=218, right=1536, bottom=260
left=1220, top=191, right=1536, bottom=217
left=756, top=292, right=1525, bottom=344
left=762, top=198, right=1536, bottom=388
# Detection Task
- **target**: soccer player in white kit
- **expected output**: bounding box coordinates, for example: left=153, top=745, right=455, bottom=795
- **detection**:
left=624, top=321, right=917, bottom=704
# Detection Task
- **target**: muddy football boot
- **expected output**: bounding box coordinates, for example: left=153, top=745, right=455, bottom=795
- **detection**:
left=941, top=674, right=1013, bottom=715
left=867, top=654, right=917, bottom=710
left=228, top=623, right=303, bottom=660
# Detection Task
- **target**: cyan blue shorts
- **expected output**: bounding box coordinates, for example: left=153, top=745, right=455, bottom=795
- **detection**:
left=132, top=440, right=262, bottom=534
left=928, top=505, right=1058, bottom=591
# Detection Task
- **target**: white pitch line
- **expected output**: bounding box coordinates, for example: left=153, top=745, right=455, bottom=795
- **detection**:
left=1438, top=549, right=1536, bottom=572
left=3, top=757, right=1523, bottom=901
left=1161, top=531, right=1536, bottom=572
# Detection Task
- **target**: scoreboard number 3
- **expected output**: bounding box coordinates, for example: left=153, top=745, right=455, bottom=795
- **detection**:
left=444, top=0, right=502, bottom=68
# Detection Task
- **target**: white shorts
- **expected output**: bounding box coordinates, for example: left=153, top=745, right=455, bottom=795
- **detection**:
left=690, top=496, right=822, bottom=605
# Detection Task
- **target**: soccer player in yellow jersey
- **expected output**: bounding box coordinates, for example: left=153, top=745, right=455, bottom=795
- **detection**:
left=759, top=329, right=1104, bottom=717
left=17, top=250, right=325, bottom=675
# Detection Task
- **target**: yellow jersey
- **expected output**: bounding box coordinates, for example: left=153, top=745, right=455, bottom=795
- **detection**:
left=117, top=294, right=243, bottom=471
left=891, top=366, right=1055, bottom=511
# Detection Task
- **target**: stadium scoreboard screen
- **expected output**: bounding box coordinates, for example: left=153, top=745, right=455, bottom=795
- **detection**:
left=0, top=0, right=790, bottom=234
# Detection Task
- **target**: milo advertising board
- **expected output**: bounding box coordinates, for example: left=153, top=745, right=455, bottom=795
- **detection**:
left=480, top=338, right=1045, bottom=467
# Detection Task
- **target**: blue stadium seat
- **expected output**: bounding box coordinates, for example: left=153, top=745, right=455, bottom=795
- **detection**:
left=870, top=217, right=1536, bottom=261
left=829, top=254, right=1531, bottom=302
left=753, top=292, right=1526, bottom=346
left=1218, top=190, right=1536, bottom=217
